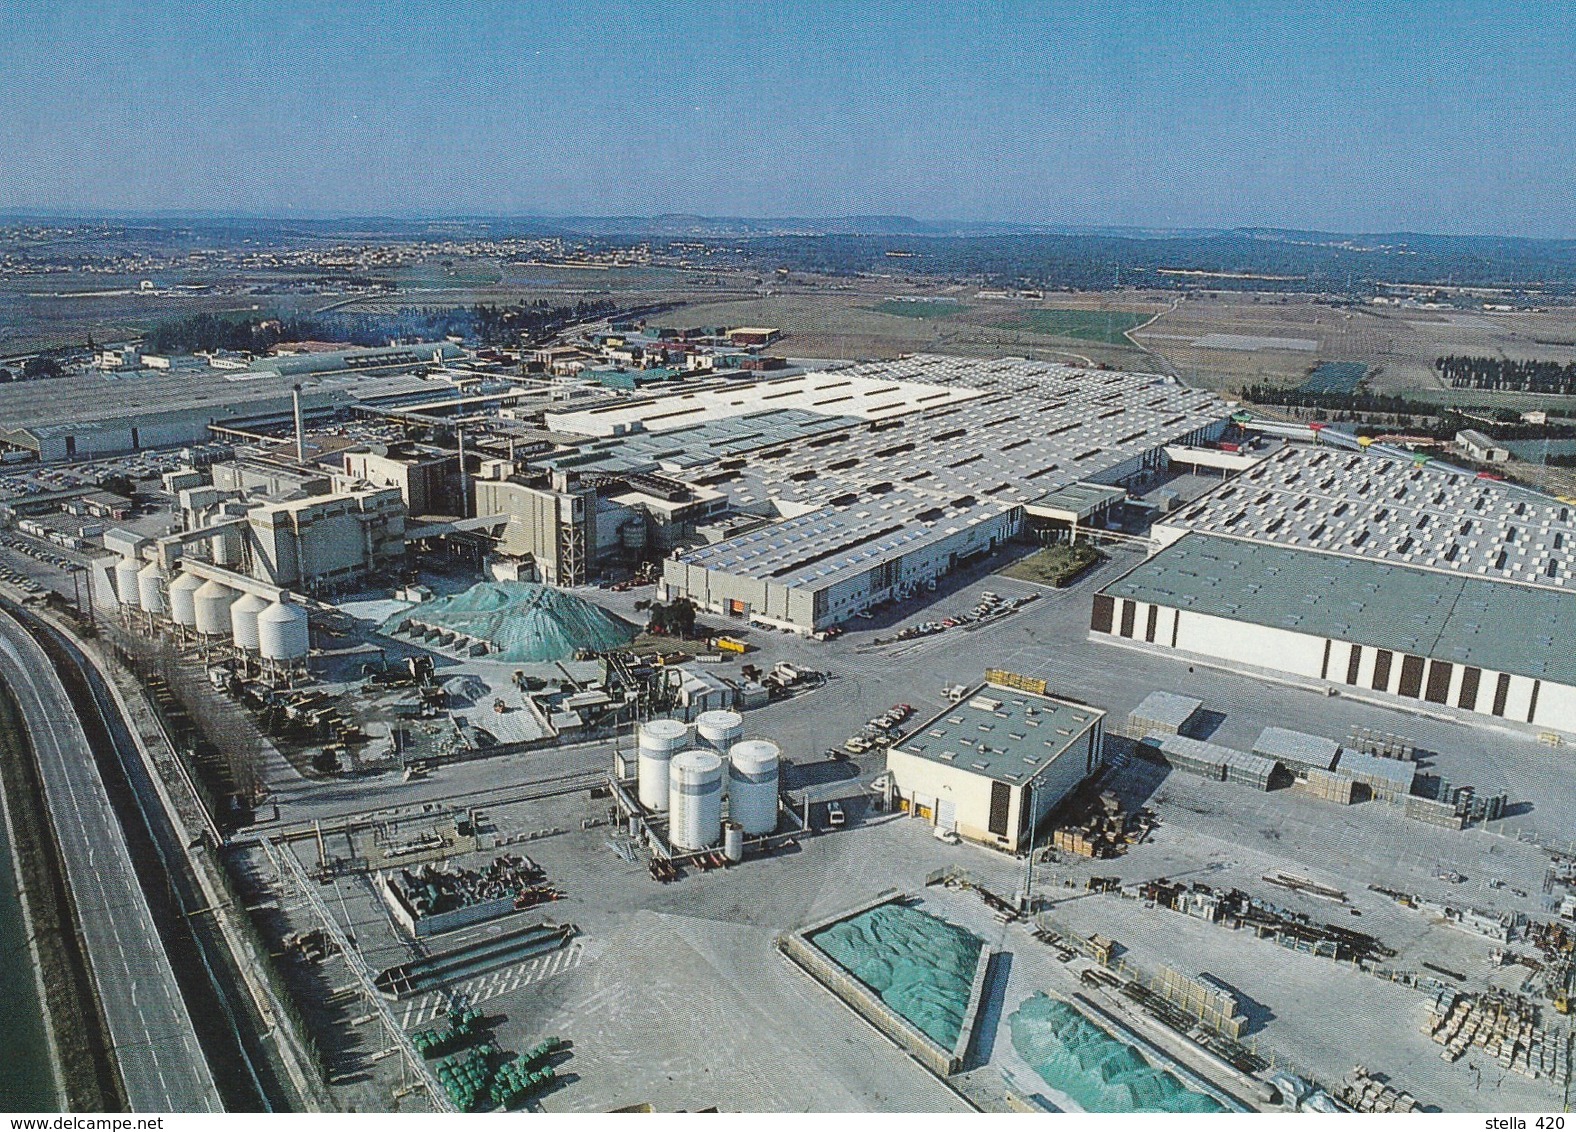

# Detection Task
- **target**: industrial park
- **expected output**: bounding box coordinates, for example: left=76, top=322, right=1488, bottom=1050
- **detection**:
left=9, top=3, right=1576, bottom=1117
left=2, top=299, right=1575, bottom=1118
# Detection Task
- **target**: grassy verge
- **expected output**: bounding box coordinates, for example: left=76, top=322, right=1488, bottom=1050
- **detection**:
left=998, top=541, right=1106, bottom=587
left=0, top=680, right=126, bottom=1112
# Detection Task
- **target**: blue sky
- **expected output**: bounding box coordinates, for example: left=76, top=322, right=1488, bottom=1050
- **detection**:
left=1, top=1, right=1572, bottom=235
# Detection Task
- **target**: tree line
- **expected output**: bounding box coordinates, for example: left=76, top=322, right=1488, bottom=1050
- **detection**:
left=1436, top=354, right=1576, bottom=395
left=143, top=298, right=619, bottom=356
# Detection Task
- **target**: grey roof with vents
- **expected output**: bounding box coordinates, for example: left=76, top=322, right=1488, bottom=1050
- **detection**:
left=889, top=684, right=1105, bottom=784
left=1102, top=533, right=1576, bottom=687
left=1156, top=443, right=1576, bottom=591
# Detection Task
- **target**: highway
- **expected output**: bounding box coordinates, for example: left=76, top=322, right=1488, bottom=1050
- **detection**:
left=0, top=609, right=221, bottom=1112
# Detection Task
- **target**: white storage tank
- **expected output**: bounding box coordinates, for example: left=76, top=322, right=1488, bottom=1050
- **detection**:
left=137, top=562, right=168, bottom=617
left=669, top=749, right=723, bottom=852
left=229, top=591, right=268, bottom=652
left=168, top=570, right=203, bottom=627
left=257, top=598, right=309, bottom=660
left=723, top=821, right=744, bottom=862
left=696, top=709, right=744, bottom=752
left=727, top=738, right=781, bottom=835
left=114, top=557, right=142, bottom=609
left=637, top=718, right=690, bottom=812
left=192, top=579, right=235, bottom=637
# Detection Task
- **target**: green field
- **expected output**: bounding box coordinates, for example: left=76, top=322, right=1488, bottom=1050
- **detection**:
left=869, top=299, right=970, bottom=319
left=1007, top=309, right=1150, bottom=345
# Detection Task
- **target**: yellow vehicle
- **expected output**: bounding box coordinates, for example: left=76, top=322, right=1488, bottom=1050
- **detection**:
left=712, top=635, right=748, bottom=654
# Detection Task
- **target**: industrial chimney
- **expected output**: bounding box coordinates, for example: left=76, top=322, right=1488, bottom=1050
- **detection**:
left=291, top=384, right=306, bottom=465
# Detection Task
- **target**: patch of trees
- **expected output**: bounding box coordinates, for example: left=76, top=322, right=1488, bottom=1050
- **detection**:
left=20, top=355, right=62, bottom=380
left=645, top=598, right=697, bottom=637
left=96, top=473, right=137, bottom=500
left=105, top=624, right=263, bottom=823
left=1436, top=355, right=1576, bottom=395
left=1240, top=384, right=1436, bottom=417
left=143, top=298, right=618, bottom=356
left=1240, top=384, right=1576, bottom=442
left=143, top=313, right=329, bottom=355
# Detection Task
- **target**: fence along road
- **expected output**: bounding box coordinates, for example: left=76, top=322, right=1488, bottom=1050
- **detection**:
left=0, top=608, right=221, bottom=1112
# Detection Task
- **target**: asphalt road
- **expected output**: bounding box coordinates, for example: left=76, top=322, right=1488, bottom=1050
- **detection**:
left=0, top=609, right=220, bottom=1112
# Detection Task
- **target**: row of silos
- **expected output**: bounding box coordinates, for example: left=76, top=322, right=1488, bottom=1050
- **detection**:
left=107, top=562, right=309, bottom=661
left=634, top=715, right=780, bottom=851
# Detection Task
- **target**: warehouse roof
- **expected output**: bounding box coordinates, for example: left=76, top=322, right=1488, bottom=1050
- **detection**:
left=676, top=488, right=1016, bottom=590
left=1027, top=481, right=1127, bottom=519
left=1102, top=533, right=1576, bottom=687
left=659, top=354, right=1227, bottom=597
left=1156, top=443, right=1576, bottom=591
left=890, top=683, right=1104, bottom=785
left=0, top=366, right=438, bottom=439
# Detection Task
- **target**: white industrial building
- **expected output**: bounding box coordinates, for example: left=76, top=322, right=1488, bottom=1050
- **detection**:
left=884, top=675, right=1105, bottom=853
left=0, top=347, right=459, bottom=461
left=1100, top=441, right=1576, bottom=736
left=1456, top=429, right=1510, bottom=464
left=1152, top=444, right=1576, bottom=590
left=245, top=488, right=407, bottom=590
left=620, top=355, right=1230, bottom=632
left=1092, top=533, right=1576, bottom=735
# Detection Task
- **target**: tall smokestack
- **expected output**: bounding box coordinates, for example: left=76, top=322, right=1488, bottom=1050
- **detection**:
left=456, top=424, right=469, bottom=518
left=292, top=384, right=306, bottom=465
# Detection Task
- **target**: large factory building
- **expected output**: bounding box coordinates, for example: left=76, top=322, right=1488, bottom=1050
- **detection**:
left=0, top=343, right=462, bottom=461
left=582, top=354, right=1232, bottom=633
left=885, top=673, right=1106, bottom=853
left=1094, top=444, right=1576, bottom=735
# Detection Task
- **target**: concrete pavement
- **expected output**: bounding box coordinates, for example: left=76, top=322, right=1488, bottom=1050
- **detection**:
left=0, top=609, right=220, bottom=1113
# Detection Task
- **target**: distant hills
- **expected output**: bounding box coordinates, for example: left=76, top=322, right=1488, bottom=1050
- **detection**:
left=5, top=212, right=1575, bottom=292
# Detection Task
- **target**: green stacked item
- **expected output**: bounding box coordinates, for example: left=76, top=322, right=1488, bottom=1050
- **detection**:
left=412, top=1006, right=484, bottom=1059
left=488, top=1037, right=564, bottom=1109
left=435, top=1043, right=497, bottom=1112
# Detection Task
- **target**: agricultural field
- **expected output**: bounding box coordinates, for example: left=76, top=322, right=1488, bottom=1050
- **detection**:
left=1297, top=360, right=1370, bottom=394
left=1126, top=294, right=1576, bottom=403
left=1001, top=307, right=1151, bottom=345
left=675, top=288, right=1169, bottom=367
left=867, top=298, right=970, bottom=319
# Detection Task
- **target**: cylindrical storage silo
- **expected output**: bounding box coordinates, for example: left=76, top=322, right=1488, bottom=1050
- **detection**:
left=697, top=709, right=744, bottom=799
left=723, top=821, right=744, bottom=862
left=669, top=749, right=723, bottom=852
left=230, top=591, right=268, bottom=651
left=696, top=710, right=744, bottom=753
left=114, top=557, right=143, bottom=609
left=257, top=598, right=310, bottom=661
left=637, top=718, right=689, bottom=812
left=192, top=579, right=235, bottom=637
left=137, top=562, right=168, bottom=617
left=167, top=570, right=203, bottom=627
left=727, top=738, right=781, bottom=835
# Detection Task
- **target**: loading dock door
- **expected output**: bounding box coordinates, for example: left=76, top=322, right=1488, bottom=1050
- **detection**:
left=728, top=599, right=747, bottom=616
left=936, top=798, right=957, bottom=833
left=913, top=793, right=936, bottom=822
